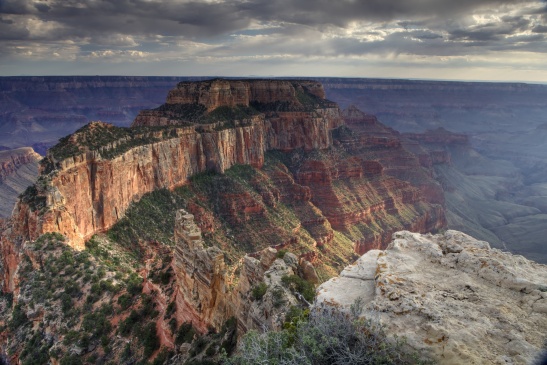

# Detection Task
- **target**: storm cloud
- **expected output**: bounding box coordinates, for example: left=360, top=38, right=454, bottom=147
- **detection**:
left=1, top=0, right=547, bottom=81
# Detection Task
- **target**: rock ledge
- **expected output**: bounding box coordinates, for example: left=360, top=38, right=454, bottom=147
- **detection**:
left=316, top=230, right=547, bottom=365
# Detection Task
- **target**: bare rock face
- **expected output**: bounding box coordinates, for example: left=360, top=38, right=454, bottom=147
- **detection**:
left=4, top=80, right=343, bottom=252
left=173, top=210, right=229, bottom=332
left=173, top=210, right=299, bottom=333
left=316, top=230, right=547, bottom=365
left=159, top=79, right=325, bottom=112
left=133, top=79, right=343, bottom=151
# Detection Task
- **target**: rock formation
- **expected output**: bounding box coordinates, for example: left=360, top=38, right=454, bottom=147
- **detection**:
left=157, top=79, right=325, bottom=113
left=0, top=148, right=41, bottom=217
left=0, top=79, right=448, bottom=344
left=3, top=80, right=342, bottom=251
left=172, top=209, right=299, bottom=333
left=316, top=230, right=547, bottom=365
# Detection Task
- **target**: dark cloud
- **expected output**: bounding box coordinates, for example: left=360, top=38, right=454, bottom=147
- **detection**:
left=0, top=0, right=538, bottom=38
left=1, top=0, right=546, bottom=78
left=447, top=14, right=535, bottom=43
left=414, top=32, right=444, bottom=40
left=533, top=24, right=547, bottom=32
left=34, top=3, right=51, bottom=13
left=0, top=1, right=32, bottom=15
left=239, top=0, right=535, bottom=26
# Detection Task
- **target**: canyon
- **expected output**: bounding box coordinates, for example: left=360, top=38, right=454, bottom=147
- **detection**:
left=0, top=76, right=191, bottom=154
left=0, top=147, right=40, bottom=218
left=1, top=76, right=544, bottom=263
left=320, top=78, right=547, bottom=263
left=0, top=79, right=448, bottom=364
left=0, top=77, right=546, bottom=364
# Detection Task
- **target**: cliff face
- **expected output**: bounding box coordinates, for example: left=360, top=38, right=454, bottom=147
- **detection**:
left=0, top=148, right=41, bottom=218
left=162, top=79, right=324, bottom=112
left=4, top=80, right=342, bottom=251
left=164, top=79, right=322, bottom=110
left=316, top=230, right=547, bottom=365
left=0, top=148, right=40, bottom=184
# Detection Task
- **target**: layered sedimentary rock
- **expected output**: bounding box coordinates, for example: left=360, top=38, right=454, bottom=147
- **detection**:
left=0, top=148, right=41, bottom=217
left=6, top=80, right=342, bottom=250
left=316, top=230, right=547, bottom=365
left=321, top=79, right=547, bottom=264
left=160, top=79, right=324, bottom=112
left=340, top=106, right=446, bottom=206
left=172, top=209, right=299, bottom=333
left=403, top=128, right=469, bottom=145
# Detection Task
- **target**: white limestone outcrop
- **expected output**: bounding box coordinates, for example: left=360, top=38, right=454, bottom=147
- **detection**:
left=315, top=230, right=547, bottom=365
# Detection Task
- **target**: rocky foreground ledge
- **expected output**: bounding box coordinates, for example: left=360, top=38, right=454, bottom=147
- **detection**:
left=315, top=230, right=547, bottom=365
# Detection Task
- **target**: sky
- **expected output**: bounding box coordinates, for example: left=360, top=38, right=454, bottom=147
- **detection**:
left=1, top=0, right=547, bottom=82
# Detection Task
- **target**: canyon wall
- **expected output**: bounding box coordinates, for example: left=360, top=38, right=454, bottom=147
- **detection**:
left=0, top=148, right=40, bottom=218
left=7, top=80, right=343, bottom=251
left=162, top=79, right=324, bottom=111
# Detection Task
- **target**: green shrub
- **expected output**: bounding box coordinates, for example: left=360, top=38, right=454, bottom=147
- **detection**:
left=165, top=301, right=176, bottom=317
left=117, top=293, right=133, bottom=310
left=20, top=331, right=49, bottom=365
left=276, top=249, right=288, bottom=259
left=82, top=311, right=111, bottom=339
left=140, top=322, right=159, bottom=358
left=281, top=275, right=315, bottom=302
left=60, top=293, right=72, bottom=314
left=63, top=330, right=79, bottom=346
left=9, top=303, right=29, bottom=330
left=59, top=355, right=83, bottom=365
left=119, top=310, right=140, bottom=336
left=126, top=273, right=143, bottom=296
left=251, top=282, right=268, bottom=301
left=190, top=336, right=208, bottom=357
left=271, top=286, right=286, bottom=308
left=175, top=322, right=195, bottom=345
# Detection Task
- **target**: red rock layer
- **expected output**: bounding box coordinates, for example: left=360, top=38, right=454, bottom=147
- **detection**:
left=341, top=106, right=446, bottom=206
left=161, top=79, right=325, bottom=112
left=6, top=80, right=343, bottom=252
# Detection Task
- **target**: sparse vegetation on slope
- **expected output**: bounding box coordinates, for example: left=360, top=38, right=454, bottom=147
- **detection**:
left=46, top=122, right=181, bottom=163
left=225, top=300, right=433, bottom=365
